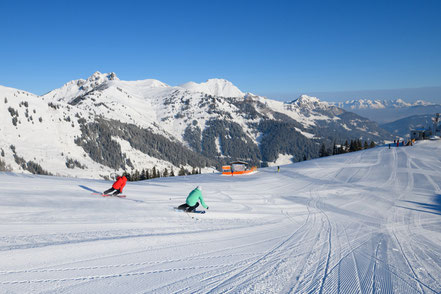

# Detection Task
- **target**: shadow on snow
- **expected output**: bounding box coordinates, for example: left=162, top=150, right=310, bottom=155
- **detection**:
left=397, top=194, right=441, bottom=216
left=78, top=185, right=102, bottom=194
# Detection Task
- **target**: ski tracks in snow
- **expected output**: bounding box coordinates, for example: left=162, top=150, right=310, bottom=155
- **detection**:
left=1, top=143, right=441, bottom=293
left=202, top=198, right=315, bottom=293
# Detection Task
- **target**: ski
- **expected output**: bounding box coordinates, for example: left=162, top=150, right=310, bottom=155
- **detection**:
left=103, top=194, right=126, bottom=198
left=173, top=207, right=206, bottom=214
left=92, top=193, right=126, bottom=198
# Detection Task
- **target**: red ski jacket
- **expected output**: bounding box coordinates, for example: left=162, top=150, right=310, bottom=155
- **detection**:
left=112, top=176, right=127, bottom=191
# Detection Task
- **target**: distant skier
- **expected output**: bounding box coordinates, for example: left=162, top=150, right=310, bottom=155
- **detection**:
left=103, top=175, right=127, bottom=196
left=277, top=166, right=280, bottom=173
left=177, top=186, right=208, bottom=212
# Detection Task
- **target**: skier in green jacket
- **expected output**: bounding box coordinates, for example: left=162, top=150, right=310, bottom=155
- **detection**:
left=178, top=186, right=208, bottom=212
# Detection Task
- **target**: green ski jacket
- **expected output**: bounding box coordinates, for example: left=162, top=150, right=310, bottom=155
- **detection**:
left=186, top=188, right=207, bottom=208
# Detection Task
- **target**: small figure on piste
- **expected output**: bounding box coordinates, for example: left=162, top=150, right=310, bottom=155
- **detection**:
left=177, top=186, right=208, bottom=212
left=103, top=175, right=127, bottom=196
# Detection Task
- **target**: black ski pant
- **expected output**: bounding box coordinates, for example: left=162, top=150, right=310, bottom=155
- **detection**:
left=103, top=188, right=122, bottom=196
left=178, top=202, right=199, bottom=212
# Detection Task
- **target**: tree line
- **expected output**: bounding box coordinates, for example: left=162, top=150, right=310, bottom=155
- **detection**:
left=319, top=139, right=376, bottom=157
left=121, top=166, right=202, bottom=182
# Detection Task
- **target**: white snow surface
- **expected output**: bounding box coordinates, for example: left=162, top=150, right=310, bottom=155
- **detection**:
left=1, top=141, right=441, bottom=293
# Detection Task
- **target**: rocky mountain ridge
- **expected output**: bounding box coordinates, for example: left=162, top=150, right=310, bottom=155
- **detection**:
left=1, top=72, right=392, bottom=179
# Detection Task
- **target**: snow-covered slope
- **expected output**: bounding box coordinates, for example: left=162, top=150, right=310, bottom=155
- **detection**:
left=1, top=140, right=440, bottom=293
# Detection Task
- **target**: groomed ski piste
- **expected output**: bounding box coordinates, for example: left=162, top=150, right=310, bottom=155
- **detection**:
left=1, top=141, right=441, bottom=293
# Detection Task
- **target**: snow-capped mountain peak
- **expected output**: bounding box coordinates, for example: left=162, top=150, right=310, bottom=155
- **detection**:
left=179, top=78, right=245, bottom=97
left=413, top=99, right=433, bottom=106
left=87, top=71, right=119, bottom=82
left=394, top=98, right=411, bottom=107
left=288, top=95, right=327, bottom=109
left=123, top=78, right=169, bottom=89
left=43, top=71, right=119, bottom=102
left=294, top=94, right=321, bottom=104
left=80, top=71, right=119, bottom=90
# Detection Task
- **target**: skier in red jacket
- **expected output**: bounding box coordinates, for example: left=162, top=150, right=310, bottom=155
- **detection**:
left=103, top=175, right=127, bottom=196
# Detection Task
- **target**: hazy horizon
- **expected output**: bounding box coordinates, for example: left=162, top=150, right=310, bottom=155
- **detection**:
left=263, top=86, right=441, bottom=104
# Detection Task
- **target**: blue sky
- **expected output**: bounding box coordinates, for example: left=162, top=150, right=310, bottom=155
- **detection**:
left=1, top=0, right=440, bottom=102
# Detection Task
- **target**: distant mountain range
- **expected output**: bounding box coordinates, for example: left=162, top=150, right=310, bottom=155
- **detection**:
left=332, top=99, right=441, bottom=124
left=1, top=72, right=392, bottom=178
left=334, top=98, right=433, bottom=109
left=331, top=98, right=441, bottom=138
